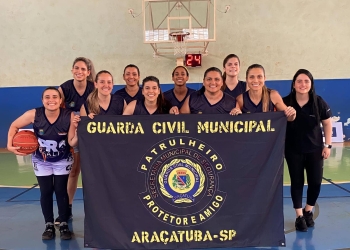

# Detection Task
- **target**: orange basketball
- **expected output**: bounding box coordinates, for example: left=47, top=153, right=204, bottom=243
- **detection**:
left=12, top=130, right=39, bottom=154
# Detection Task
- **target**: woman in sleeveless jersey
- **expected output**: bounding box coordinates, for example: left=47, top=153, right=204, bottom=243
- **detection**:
left=123, top=76, right=171, bottom=115
left=176, top=67, right=241, bottom=115
left=7, top=87, right=76, bottom=240
left=163, top=66, right=196, bottom=109
left=236, top=64, right=296, bottom=121
left=114, top=64, right=143, bottom=104
left=222, top=54, right=248, bottom=98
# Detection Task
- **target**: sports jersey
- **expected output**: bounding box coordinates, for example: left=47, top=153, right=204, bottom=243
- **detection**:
left=163, top=87, right=196, bottom=109
left=114, top=87, right=143, bottom=104
left=84, top=94, right=124, bottom=115
left=189, top=90, right=236, bottom=114
left=241, top=90, right=275, bottom=113
left=60, top=79, right=95, bottom=112
left=224, top=80, right=247, bottom=98
left=133, top=100, right=161, bottom=115
left=33, top=107, right=72, bottom=162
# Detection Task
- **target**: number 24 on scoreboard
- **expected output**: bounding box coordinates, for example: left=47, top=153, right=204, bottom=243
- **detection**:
left=185, top=54, right=202, bottom=67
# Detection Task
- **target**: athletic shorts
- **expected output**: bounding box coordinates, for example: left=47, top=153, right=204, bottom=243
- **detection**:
left=32, top=154, right=74, bottom=176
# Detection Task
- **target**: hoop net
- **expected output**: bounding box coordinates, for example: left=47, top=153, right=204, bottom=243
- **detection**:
left=169, top=32, right=190, bottom=57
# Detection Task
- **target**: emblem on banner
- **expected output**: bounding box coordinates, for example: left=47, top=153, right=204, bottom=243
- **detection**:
left=138, top=136, right=227, bottom=227
left=159, top=159, right=205, bottom=203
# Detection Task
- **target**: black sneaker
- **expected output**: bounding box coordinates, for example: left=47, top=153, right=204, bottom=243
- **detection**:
left=303, top=209, right=315, bottom=227
left=42, top=223, right=55, bottom=240
left=295, top=216, right=308, bottom=232
left=59, top=222, right=72, bottom=240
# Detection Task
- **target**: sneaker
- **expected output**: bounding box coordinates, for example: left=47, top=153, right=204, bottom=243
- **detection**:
left=42, top=223, right=55, bottom=240
left=295, top=216, right=308, bottom=232
left=59, top=222, right=72, bottom=240
left=54, top=214, right=73, bottom=227
left=303, top=209, right=315, bottom=227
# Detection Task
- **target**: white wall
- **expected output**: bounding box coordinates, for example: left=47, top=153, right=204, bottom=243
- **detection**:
left=0, top=0, right=349, bottom=87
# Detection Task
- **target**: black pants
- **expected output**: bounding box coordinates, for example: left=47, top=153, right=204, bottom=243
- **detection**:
left=36, top=174, right=70, bottom=223
left=285, top=149, right=323, bottom=209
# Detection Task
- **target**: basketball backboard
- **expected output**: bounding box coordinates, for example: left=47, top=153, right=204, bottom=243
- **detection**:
left=143, top=0, right=216, bottom=58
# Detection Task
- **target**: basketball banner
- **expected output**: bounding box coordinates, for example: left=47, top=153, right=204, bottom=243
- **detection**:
left=79, top=112, right=287, bottom=249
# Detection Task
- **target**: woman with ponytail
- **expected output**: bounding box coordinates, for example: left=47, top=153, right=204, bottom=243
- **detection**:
left=56, top=57, right=96, bottom=225
left=69, top=71, right=125, bottom=149
left=236, top=64, right=296, bottom=121
left=283, top=69, right=332, bottom=232
left=123, top=76, right=171, bottom=115
left=80, top=70, right=125, bottom=118
left=222, top=54, right=248, bottom=98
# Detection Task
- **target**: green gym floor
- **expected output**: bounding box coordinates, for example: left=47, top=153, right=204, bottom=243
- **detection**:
left=0, top=143, right=350, bottom=250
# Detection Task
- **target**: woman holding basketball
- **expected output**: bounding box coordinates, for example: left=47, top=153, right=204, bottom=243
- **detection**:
left=177, top=67, right=240, bottom=115
left=58, top=57, right=95, bottom=224
left=123, top=76, right=171, bottom=115
left=114, top=64, right=143, bottom=104
left=222, top=54, right=248, bottom=98
left=236, top=64, right=296, bottom=120
left=163, top=66, right=196, bottom=109
left=7, top=87, right=75, bottom=240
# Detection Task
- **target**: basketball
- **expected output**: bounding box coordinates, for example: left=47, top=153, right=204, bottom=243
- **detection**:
left=12, top=130, right=39, bottom=154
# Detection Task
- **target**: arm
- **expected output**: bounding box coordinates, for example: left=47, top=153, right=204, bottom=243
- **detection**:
left=122, top=100, right=137, bottom=115
left=179, top=96, right=190, bottom=114
left=68, top=112, right=80, bottom=147
left=123, top=100, right=127, bottom=111
left=321, top=118, right=332, bottom=159
left=230, top=102, right=242, bottom=116
left=7, top=109, right=36, bottom=155
left=271, top=90, right=296, bottom=121
left=236, top=94, right=243, bottom=110
left=58, top=87, right=65, bottom=108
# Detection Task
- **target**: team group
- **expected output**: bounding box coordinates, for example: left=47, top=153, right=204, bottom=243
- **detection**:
left=7, top=54, right=332, bottom=240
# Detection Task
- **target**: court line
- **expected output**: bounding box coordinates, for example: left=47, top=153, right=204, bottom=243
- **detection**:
left=6, top=184, right=38, bottom=202
left=322, top=177, right=350, bottom=193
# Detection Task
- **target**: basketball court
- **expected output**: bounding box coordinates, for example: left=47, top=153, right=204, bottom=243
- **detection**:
left=1, top=142, right=350, bottom=249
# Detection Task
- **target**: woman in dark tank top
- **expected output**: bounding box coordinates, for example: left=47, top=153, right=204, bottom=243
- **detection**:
left=123, top=76, right=171, bottom=115
left=236, top=64, right=296, bottom=121
left=222, top=54, right=248, bottom=98
left=114, top=64, right=143, bottom=104
left=177, top=67, right=241, bottom=115
left=80, top=70, right=126, bottom=118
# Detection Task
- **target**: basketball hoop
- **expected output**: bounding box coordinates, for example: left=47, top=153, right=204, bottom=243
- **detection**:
left=169, top=31, right=190, bottom=57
